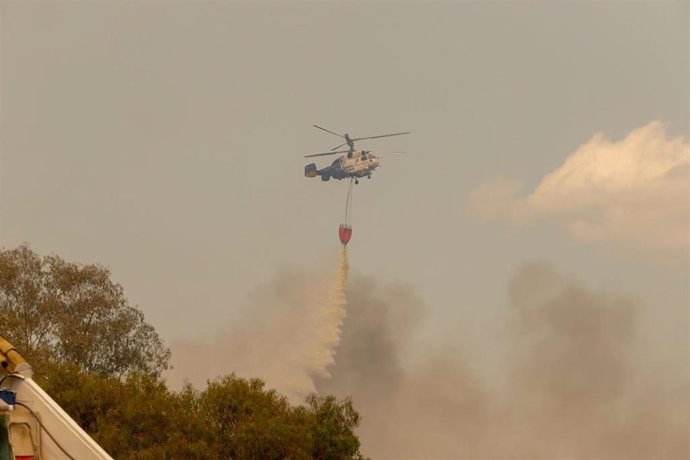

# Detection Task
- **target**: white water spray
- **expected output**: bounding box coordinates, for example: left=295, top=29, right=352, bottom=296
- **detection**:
left=167, top=247, right=350, bottom=402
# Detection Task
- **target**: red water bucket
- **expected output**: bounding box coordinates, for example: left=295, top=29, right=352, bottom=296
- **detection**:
left=338, top=224, right=352, bottom=245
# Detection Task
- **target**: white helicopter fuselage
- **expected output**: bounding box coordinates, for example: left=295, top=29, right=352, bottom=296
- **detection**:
left=305, top=149, right=381, bottom=182
left=336, top=150, right=380, bottom=178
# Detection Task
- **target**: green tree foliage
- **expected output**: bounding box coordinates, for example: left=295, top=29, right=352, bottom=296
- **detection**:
left=201, top=375, right=313, bottom=459
left=0, top=245, right=170, bottom=377
left=307, top=394, right=363, bottom=460
left=36, top=361, right=213, bottom=460
left=37, top=365, right=366, bottom=460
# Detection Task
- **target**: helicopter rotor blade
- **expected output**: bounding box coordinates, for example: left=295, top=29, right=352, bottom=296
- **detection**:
left=352, top=131, right=410, bottom=141
left=330, top=142, right=347, bottom=151
left=313, top=125, right=345, bottom=138
left=375, top=151, right=409, bottom=158
left=305, top=150, right=350, bottom=158
left=376, top=150, right=408, bottom=158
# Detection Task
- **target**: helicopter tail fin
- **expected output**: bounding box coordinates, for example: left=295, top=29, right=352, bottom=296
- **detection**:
left=305, top=163, right=318, bottom=178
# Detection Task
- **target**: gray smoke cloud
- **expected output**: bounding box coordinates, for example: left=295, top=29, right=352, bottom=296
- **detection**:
left=317, top=263, right=689, bottom=459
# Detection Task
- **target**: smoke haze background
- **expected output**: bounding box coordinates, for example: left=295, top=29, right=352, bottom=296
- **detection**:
left=1, top=2, right=688, bottom=459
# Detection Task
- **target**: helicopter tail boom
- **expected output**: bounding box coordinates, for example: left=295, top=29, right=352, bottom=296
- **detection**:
left=305, top=163, right=332, bottom=181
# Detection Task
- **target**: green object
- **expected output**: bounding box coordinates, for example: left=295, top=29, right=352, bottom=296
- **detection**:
left=0, top=414, right=10, bottom=460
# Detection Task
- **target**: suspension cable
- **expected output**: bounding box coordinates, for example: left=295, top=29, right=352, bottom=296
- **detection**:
left=344, top=178, right=354, bottom=224
left=348, top=179, right=354, bottom=224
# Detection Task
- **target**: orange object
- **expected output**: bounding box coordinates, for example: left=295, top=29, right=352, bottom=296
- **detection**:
left=339, top=224, right=352, bottom=245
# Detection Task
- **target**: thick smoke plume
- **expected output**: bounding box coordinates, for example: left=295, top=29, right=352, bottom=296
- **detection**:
left=317, top=263, right=688, bottom=459
left=167, top=246, right=349, bottom=401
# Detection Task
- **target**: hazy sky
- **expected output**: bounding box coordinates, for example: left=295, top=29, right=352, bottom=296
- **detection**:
left=1, top=2, right=688, bottom=450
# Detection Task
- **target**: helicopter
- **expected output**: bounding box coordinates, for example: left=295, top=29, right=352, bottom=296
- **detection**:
left=304, top=125, right=410, bottom=184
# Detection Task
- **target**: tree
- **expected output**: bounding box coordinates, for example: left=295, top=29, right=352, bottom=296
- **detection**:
left=198, top=374, right=367, bottom=459
left=0, top=245, right=170, bottom=377
left=36, top=361, right=213, bottom=459
left=200, top=374, right=313, bottom=459
left=37, top=367, right=367, bottom=460
left=306, top=394, right=364, bottom=460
